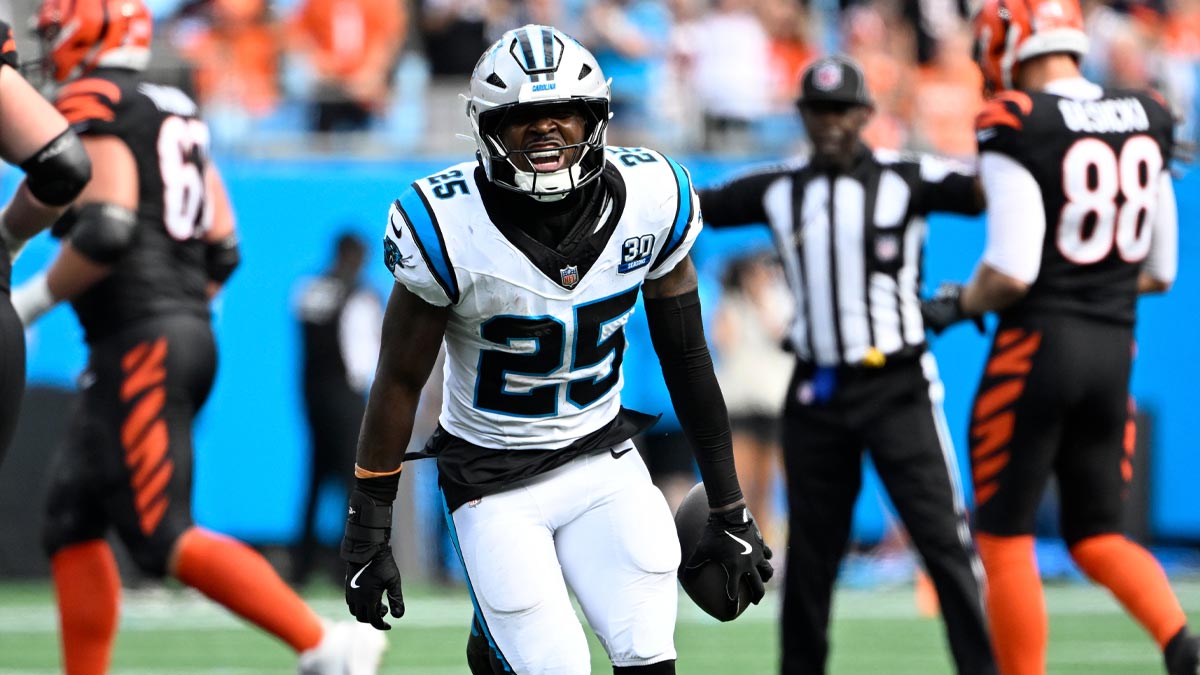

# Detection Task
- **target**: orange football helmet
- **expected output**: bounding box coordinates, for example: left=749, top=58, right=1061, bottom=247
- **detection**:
left=973, top=0, right=1089, bottom=92
left=35, top=0, right=152, bottom=83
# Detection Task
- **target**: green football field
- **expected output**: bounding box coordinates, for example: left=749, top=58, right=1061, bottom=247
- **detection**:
left=0, top=579, right=1197, bottom=674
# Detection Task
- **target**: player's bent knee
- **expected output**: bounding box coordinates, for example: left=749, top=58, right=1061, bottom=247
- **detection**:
left=504, top=640, right=590, bottom=675
left=42, top=516, right=93, bottom=560
left=126, top=528, right=189, bottom=578
left=126, top=540, right=175, bottom=578
left=42, top=490, right=102, bottom=559
left=609, top=626, right=677, bottom=670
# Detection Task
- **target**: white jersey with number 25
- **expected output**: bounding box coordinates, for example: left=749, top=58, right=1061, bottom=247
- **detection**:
left=383, top=147, right=702, bottom=451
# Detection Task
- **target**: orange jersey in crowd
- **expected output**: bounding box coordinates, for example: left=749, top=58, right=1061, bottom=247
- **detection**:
left=288, top=0, right=404, bottom=79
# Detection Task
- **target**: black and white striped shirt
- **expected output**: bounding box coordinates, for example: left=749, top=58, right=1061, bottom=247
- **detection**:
left=700, top=146, right=982, bottom=368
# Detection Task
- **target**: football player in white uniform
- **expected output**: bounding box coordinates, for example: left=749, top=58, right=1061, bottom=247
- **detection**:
left=339, top=25, right=773, bottom=674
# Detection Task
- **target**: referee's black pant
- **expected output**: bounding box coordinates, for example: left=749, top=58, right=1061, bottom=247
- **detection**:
left=780, top=352, right=996, bottom=675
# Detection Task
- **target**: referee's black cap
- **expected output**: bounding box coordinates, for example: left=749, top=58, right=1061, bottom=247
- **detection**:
left=796, top=56, right=874, bottom=108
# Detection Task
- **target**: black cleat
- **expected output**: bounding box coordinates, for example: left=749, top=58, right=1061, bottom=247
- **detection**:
left=1165, top=627, right=1200, bottom=675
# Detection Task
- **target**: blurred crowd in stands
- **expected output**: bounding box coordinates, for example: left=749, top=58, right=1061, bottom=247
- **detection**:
left=6, top=0, right=1200, bottom=156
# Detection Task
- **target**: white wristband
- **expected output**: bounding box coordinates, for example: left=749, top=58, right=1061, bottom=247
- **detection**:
left=12, top=271, right=56, bottom=326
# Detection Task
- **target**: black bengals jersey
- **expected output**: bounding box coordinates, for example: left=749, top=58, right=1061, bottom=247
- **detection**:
left=54, top=68, right=212, bottom=342
left=0, top=21, right=18, bottom=71
left=976, top=87, right=1175, bottom=324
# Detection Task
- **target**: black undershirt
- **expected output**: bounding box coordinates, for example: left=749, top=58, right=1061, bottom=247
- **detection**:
left=475, top=164, right=627, bottom=290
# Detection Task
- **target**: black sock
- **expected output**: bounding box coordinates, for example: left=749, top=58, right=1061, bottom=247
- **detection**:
left=1164, top=626, right=1199, bottom=675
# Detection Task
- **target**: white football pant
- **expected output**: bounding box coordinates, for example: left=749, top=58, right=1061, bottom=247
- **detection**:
left=446, top=443, right=680, bottom=674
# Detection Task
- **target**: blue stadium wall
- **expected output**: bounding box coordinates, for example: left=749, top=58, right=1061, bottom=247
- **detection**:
left=11, top=157, right=1199, bottom=545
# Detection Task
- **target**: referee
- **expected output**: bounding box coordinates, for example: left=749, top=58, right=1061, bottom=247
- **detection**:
left=699, top=56, right=996, bottom=675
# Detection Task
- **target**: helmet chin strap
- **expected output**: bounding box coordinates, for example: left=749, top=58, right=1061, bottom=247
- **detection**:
left=513, top=164, right=582, bottom=202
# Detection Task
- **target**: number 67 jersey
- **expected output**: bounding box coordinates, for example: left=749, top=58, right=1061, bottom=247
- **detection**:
left=52, top=68, right=213, bottom=343
left=975, top=81, right=1176, bottom=325
left=384, top=148, right=701, bottom=451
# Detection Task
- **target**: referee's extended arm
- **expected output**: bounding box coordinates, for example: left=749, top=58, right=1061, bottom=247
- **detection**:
left=916, top=158, right=986, bottom=215
left=697, top=169, right=781, bottom=228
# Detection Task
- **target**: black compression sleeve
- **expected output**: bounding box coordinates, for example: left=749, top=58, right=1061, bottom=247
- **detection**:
left=355, top=473, right=400, bottom=504
left=696, top=168, right=780, bottom=228
left=20, top=129, right=91, bottom=207
left=205, top=233, right=240, bottom=283
left=643, top=289, right=742, bottom=509
left=69, top=203, right=137, bottom=263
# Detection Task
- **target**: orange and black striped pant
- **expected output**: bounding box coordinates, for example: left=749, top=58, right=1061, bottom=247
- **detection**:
left=42, top=315, right=216, bottom=576
left=970, top=313, right=1135, bottom=545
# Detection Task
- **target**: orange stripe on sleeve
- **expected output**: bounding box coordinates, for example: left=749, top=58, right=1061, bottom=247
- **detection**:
left=57, top=97, right=116, bottom=126
left=975, top=91, right=1034, bottom=132
left=995, top=91, right=1033, bottom=115
left=55, top=80, right=122, bottom=127
left=59, top=79, right=122, bottom=105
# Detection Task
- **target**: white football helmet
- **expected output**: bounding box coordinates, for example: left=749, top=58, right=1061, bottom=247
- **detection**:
left=467, top=25, right=611, bottom=200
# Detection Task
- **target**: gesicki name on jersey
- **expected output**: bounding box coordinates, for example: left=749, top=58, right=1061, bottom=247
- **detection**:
left=1057, top=97, right=1150, bottom=134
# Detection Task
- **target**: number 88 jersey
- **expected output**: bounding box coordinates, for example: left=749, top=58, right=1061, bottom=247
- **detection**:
left=53, top=68, right=213, bottom=342
left=384, top=149, right=701, bottom=451
left=975, top=83, right=1175, bottom=324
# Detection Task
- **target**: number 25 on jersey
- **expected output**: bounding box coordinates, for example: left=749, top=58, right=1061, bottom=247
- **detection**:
left=475, top=287, right=640, bottom=417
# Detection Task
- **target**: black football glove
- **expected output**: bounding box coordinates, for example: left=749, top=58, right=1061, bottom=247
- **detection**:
left=341, top=478, right=405, bottom=630
left=920, top=282, right=985, bottom=335
left=683, top=506, right=774, bottom=606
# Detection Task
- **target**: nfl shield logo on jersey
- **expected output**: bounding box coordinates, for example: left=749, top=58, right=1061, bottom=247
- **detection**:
left=560, top=265, right=580, bottom=288
left=875, top=234, right=899, bottom=262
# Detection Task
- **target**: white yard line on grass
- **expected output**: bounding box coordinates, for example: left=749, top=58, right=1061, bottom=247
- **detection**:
left=0, top=581, right=1196, bottom=635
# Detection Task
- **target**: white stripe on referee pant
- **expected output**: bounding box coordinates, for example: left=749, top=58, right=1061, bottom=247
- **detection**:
left=920, top=351, right=988, bottom=589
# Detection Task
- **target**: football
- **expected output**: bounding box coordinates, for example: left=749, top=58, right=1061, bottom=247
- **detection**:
left=674, top=481, right=752, bottom=622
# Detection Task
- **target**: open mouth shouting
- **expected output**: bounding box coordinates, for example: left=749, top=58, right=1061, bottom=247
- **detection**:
left=525, top=142, right=568, bottom=172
